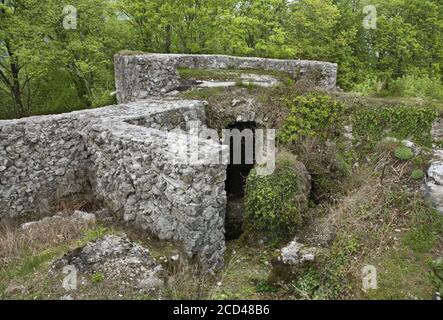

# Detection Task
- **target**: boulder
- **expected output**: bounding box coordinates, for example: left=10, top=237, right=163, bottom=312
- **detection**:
left=20, top=211, right=96, bottom=231
left=268, top=238, right=319, bottom=283
left=51, top=235, right=165, bottom=295
left=72, top=210, right=96, bottom=224
left=424, top=151, right=443, bottom=214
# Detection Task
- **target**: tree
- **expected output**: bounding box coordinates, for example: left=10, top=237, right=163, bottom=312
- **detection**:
left=0, top=0, right=37, bottom=117
left=0, top=0, right=127, bottom=118
left=42, top=0, right=127, bottom=108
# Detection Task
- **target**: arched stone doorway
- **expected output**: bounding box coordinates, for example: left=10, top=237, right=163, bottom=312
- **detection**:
left=224, top=121, right=257, bottom=240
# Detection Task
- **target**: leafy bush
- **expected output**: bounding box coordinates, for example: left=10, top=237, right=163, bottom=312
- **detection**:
left=394, top=146, right=414, bottom=161
left=353, top=76, right=443, bottom=101
left=244, top=152, right=310, bottom=242
left=353, top=105, right=437, bottom=148
left=279, top=93, right=347, bottom=143
left=388, top=76, right=443, bottom=100
left=353, top=77, right=384, bottom=96
left=288, top=138, right=351, bottom=203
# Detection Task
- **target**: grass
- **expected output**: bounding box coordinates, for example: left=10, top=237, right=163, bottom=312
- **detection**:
left=325, top=170, right=442, bottom=299
left=0, top=216, right=111, bottom=300
left=1, top=166, right=441, bottom=300
left=181, top=87, right=226, bottom=100
left=208, top=242, right=276, bottom=300
left=362, top=248, right=436, bottom=300
left=0, top=213, right=96, bottom=269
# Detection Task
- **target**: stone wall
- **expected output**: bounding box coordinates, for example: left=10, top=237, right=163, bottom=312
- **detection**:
left=114, top=53, right=338, bottom=103
left=0, top=100, right=227, bottom=272
left=1, top=53, right=337, bottom=272
left=0, top=115, right=91, bottom=217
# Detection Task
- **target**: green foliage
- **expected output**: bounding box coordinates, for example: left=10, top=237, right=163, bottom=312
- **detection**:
left=234, top=81, right=257, bottom=91
left=4, top=250, right=60, bottom=279
left=411, top=169, right=425, bottom=180
left=279, top=93, right=347, bottom=143
left=91, top=272, right=105, bottom=283
left=394, top=146, right=414, bottom=161
left=81, top=227, right=109, bottom=243
left=387, top=76, right=443, bottom=101
left=432, top=258, right=443, bottom=293
left=353, top=105, right=438, bottom=148
left=253, top=279, right=279, bottom=294
left=292, top=268, right=322, bottom=299
left=244, top=153, right=308, bottom=242
left=403, top=208, right=443, bottom=253
left=352, top=77, right=383, bottom=96
left=346, top=0, right=443, bottom=93
left=0, top=0, right=128, bottom=119
left=2, top=0, right=443, bottom=119
left=293, top=237, right=359, bottom=299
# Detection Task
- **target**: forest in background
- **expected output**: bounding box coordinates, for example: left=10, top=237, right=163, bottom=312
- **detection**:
left=1, top=0, right=443, bottom=119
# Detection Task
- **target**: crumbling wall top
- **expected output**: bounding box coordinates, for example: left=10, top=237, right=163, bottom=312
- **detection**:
left=114, top=53, right=338, bottom=104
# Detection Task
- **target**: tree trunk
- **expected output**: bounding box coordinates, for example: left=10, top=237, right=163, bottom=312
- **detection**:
left=5, top=41, right=27, bottom=117
left=165, top=24, right=172, bottom=53
left=68, top=62, right=93, bottom=108
left=72, top=74, right=92, bottom=108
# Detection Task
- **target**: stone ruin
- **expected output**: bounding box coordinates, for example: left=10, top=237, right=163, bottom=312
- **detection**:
left=0, top=53, right=338, bottom=272
left=114, top=53, right=338, bottom=104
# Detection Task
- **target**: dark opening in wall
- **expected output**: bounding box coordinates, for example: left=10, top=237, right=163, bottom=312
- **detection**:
left=225, top=121, right=256, bottom=240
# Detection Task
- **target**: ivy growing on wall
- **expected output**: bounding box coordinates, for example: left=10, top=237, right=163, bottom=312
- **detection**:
left=279, top=92, right=348, bottom=143
left=353, top=105, right=438, bottom=148
left=244, top=152, right=310, bottom=242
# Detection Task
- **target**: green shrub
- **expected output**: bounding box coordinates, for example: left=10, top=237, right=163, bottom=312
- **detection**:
left=411, top=169, right=425, bottom=180
left=81, top=227, right=109, bottom=243
left=388, top=75, right=443, bottom=101
left=91, top=272, right=105, bottom=283
left=254, top=279, right=279, bottom=293
left=279, top=93, right=347, bottom=143
left=395, top=146, right=414, bottom=161
left=244, top=152, right=310, bottom=242
left=353, top=105, right=437, bottom=148
left=353, top=77, right=383, bottom=96
left=394, top=146, right=414, bottom=161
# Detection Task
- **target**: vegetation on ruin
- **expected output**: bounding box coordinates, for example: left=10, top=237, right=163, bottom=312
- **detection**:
left=279, top=93, right=348, bottom=143
left=1, top=0, right=443, bottom=302
left=244, top=152, right=310, bottom=243
left=353, top=106, right=438, bottom=148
